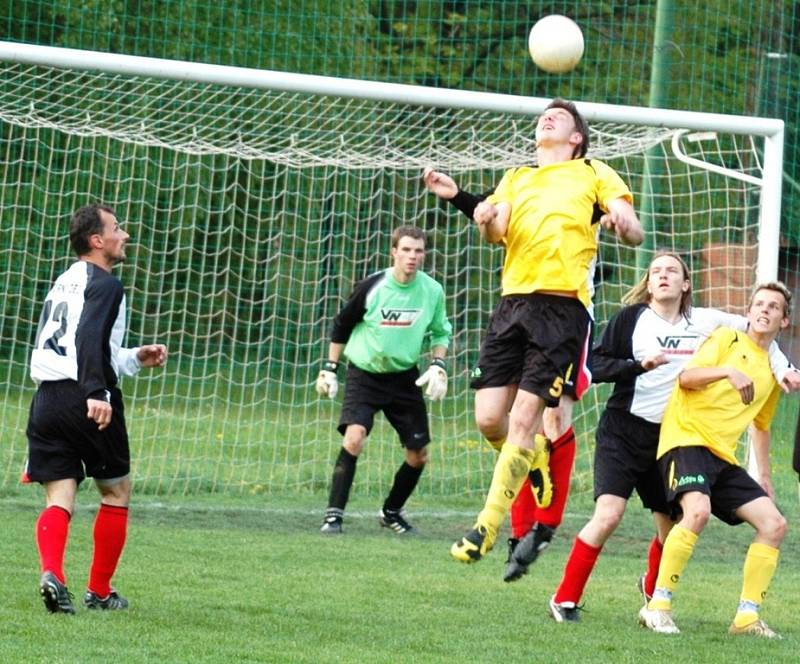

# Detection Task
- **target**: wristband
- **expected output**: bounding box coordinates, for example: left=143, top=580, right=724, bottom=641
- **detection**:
left=322, top=360, right=339, bottom=373
left=430, top=358, right=447, bottom=370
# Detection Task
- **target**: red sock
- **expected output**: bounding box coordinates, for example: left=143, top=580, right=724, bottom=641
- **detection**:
left=533, top=427, right=576, bottom=528
left=554, top=536, right=602, bottom=604
left=36, top=506, right=71, bottom=583
left=510, top=476, right=537, bottom=539
left=88, top=504, right=129, bottom=597
left=644, top=535, right=663, bottom=597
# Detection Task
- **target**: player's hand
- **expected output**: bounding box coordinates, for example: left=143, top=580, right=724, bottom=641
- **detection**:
left=422, top=167, right=458, bottom=199
left=315, top=361, right=339, bottom=399
left=415, top=360, right=447, bottom=401
left=473, top=201, right=498, bottom=226
left=641, top=352, right=667, bottom=371
left=87, top=398, right=113, bottom=431
left=780, top=368, right=800, bottom=394
left=727, top=369, right=754, bottom=404
left=138, top=344, right=168, bottom=368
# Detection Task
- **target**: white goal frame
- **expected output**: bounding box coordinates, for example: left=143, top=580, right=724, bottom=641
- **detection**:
left=0, top=40, right=785, bottom=486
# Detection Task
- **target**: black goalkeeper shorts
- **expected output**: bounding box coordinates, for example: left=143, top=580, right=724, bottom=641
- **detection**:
left=338, top=365, right=430, bottom=449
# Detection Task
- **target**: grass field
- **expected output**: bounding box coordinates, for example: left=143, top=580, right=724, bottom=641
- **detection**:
left=2, top=489, right=799, bottom=663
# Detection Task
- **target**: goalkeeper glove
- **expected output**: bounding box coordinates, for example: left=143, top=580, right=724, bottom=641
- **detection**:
left=316, top=360, right=339, bottom=399
left=415, top=358, right=447, bottom=401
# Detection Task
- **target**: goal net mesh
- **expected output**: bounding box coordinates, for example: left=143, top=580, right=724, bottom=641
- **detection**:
left=0, top=61, right=765, bottom=497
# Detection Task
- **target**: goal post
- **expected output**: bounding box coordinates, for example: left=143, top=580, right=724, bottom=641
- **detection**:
left=0, top=41, right=783, bottom=496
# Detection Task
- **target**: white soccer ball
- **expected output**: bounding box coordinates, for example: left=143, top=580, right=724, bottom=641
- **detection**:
left=528, top=15, right=584, bottom=74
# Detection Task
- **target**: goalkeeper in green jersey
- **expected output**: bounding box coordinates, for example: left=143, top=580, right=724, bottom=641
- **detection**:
left=316, top=225, right=452, bottom=535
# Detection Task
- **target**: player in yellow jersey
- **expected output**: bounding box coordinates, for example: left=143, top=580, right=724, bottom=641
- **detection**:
left=425, top=99, right=644, bottom=564
left=639, top=282, right=792, bottom=638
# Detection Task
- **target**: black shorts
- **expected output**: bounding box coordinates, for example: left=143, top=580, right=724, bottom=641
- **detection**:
left=470, top=293, right=592, bottom=405
left=26, top=380, right=130, bottom=483
left=338, top=365, right=430, bottom=449
left=658, top=446, right=767, bottom=525
left=593, top=408, right=668, bottom=513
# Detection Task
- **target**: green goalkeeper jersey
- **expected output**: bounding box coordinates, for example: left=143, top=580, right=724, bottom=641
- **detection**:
left=331, top=269, right=452, bottom=374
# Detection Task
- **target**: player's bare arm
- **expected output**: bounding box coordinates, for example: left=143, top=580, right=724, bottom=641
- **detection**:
left=422, top=167, right=458, bottom=199
left=600, top=197, right=643, bottom=246
left=750, top=427, right=774, bottom=499
left=474, top=200, right=509, bottom=243
left=679, top=366, right=754, bottom=404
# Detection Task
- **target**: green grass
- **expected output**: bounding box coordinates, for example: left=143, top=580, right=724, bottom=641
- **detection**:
left=2, top=490, right=799, bottom=663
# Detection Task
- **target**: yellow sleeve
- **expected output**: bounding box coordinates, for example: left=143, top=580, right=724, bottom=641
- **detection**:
left=753, top=384, right=781, bottom=431
left=591, top=159, right=633, bottom=209
left=486, top=168, right=516, bottom=206
left=683, top=327, right=730, bottom=369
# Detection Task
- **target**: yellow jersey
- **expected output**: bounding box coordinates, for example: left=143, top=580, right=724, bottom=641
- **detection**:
left=657, top=327, right=782, bottom=466
left=486, top=158, right=632, bottom=307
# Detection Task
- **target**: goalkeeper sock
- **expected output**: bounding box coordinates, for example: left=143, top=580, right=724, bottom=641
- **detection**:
left=533, top=427, right=575, bottom=528
left=649, top=525, right=697, bottom=610
left=476, top=443, right=535, bottom=537
left=643, top=535, right=664, bottom=599
left=733, top=542, right=779, bottom=627
left=327, top=447, right=358, bottom=511
left=88, top=503, right=129, bottom=597
left=383, top=462, right=424, bottom=512
left=36, top=505, right=71, bottom=584
left=554, top=536, right=602, bottom=605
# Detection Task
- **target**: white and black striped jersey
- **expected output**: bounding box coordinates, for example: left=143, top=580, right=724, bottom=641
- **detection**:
left=30, top=261, right=141, bottom=399
left=592, top=303, right=791, bottom=423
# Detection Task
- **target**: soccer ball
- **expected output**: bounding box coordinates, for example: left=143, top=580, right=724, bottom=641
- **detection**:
left=528, top=15, right=584, bottom=74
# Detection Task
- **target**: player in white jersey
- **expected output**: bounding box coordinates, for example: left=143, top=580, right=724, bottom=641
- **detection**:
left=25, top=204, right=167, bottom=614
left=548, top=252, right=798, bottom=623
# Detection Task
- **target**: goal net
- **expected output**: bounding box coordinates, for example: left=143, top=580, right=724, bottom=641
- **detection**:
left=0, top=44, right=781, bottom=498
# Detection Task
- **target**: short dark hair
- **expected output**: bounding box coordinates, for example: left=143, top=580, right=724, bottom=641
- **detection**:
left=391, top=225, right=426, bottom=248
left=69, top=204, right=115, bottom=256
left=546, top=98, right=589, bottom=158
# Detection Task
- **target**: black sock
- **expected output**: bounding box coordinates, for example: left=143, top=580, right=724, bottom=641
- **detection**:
left=327, top=448, right=358, bottom=511
left=383, top=462, right=424, bottom=513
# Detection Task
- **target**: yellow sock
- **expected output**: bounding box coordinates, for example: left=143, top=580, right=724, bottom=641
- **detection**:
left=476, top=443, right=534, bottom=537
left=648, top=525, right=698, bottom=611
left=486, top=436, right=506, bottom=452
left=733, top=542, right=779, bottom=628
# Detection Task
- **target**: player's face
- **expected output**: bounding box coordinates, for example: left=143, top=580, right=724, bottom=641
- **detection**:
left=391, top=236, right=425, bottom=281
left=747, top=289, right=789, bottom=335
left=647, top=255, right=689, bottom=303
left=535, top=107, right=581, bottom=151
left=98, top=210, right=130, bottom=265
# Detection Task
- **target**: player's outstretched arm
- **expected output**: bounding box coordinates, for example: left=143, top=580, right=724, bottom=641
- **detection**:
left=422, top=167, right=458, bottom=199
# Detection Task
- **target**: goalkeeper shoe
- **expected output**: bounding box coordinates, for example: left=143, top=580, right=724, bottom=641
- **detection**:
left=503, top=523, right=555, bottom=582
left=450, top=524, right=496, bottom=563
left=84, top=589, right=129, bottom=611
left=548, top=595, right=581, bottom=623
left=638, top=606, right=680, bottom=634
left=320, top=508, right=344, bottom=534
left=379, top=508, right=416, bottom=535
left=728, top=618, right=781, bottom=639
left=39, top=571, right=75, bottom=615
left=529, top=437, right=553, bottom=508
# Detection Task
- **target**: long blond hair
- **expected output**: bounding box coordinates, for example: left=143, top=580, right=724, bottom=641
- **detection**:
left=621, top=251, right=693, bottom=316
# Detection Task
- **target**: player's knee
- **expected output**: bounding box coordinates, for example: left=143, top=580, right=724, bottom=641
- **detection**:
left=594, top=506, right=624, bottom=535
left=761, top=512, right=787, bottom=545
left=681, top=503, right=710, bottom=530
left=406, top=447, right=428, bottom=468
left=474, top=411, right=506, bottom=441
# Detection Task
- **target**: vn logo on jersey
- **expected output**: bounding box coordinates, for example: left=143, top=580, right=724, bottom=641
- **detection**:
left=380, top=308, right=421, bottom=327
left=657, top=335, right=696, bottom=355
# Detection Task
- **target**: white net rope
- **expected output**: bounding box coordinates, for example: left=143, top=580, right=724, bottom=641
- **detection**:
left=0, top=62, right=763, bottom=496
